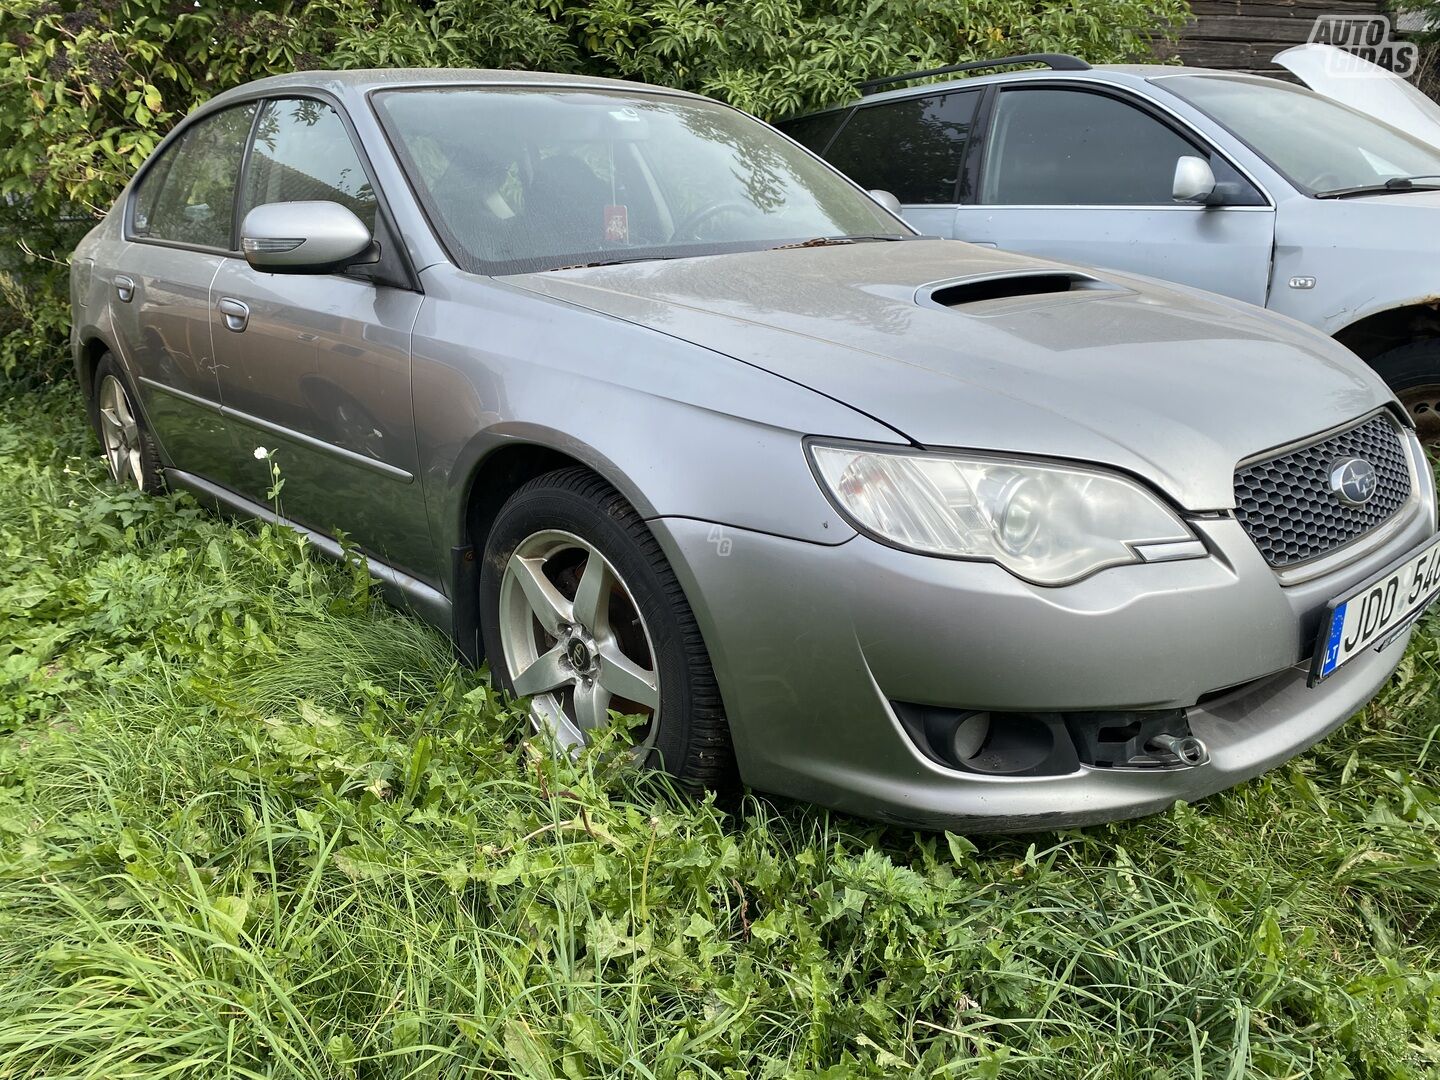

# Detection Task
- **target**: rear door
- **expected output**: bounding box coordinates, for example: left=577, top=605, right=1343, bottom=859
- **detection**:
left=108, top=102, right=257, bottom=481
left=796, top=90, right=983, bottom=238
left=207, top=96, right=433, bottom=578
left=955, top=84, right=1276, bottom=303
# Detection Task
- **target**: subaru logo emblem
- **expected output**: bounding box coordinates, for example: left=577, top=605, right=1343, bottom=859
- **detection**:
left=1328, top=457, right=1378, bottom=506
left=567, top=639, right=591, bottom=672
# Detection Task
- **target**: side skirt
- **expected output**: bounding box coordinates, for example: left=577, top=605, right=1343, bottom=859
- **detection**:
left=165, top=467, right=454, bottom=636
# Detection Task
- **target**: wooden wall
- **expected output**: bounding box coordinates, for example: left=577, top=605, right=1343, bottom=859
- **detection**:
left=1171, top=0, right=1394, bottom=75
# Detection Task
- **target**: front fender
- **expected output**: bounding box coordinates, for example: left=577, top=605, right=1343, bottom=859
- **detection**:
left=1269, top=198, right=1440, bottom=336
left=411, top=269, right=899, bottom=559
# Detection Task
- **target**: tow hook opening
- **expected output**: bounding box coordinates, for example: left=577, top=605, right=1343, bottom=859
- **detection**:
left=1146, top=732, right=1209, bottom=767
left=1067, top=710, right=1210, bottom=770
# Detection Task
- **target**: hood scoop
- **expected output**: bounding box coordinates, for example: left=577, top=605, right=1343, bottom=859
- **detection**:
left=920, top=270, right=1124, bottom=313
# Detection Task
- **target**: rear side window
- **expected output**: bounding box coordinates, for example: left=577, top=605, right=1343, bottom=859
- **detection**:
left=242, top=98, right=377, bottom=229
left=131, top=103, right=257, bottom=249
left=982, top=89, right=1193, bottom=205
left=776, top=110, right=849, bottom=156
left=822, top=91, right=980, bottom=204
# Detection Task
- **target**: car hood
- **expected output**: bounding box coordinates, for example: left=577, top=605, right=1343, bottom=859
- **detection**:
left=505, top=240, right=1392, bottom=510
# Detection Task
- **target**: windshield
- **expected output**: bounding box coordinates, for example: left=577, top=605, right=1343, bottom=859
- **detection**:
left=1165, top=75, right=1440, bottom=195
left=373, top=87, right=908, bottom=274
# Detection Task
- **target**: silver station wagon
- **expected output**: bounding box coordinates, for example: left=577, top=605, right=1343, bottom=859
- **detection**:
left=71, top=69, right=1440, bottom=830
left=779, top=46, right=1440, bottom=447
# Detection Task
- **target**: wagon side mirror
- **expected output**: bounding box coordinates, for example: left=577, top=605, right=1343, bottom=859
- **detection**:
left=869, top=189, right=903, bottom=216
left=1172, top=155, right=1218, bottom=205
left=240, top=200, right=378, bottom=274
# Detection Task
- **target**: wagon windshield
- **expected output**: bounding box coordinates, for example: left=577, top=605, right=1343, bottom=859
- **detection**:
left=373, top=87, right=909, bottom=275
left=1166, top=75, right=1440, bottom=196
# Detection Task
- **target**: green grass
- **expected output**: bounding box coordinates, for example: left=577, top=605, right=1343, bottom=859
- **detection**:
left=3, top=385, right=1440, bottom=1079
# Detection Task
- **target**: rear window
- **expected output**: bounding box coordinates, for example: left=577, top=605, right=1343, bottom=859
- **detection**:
left=822, top=91, right=980, bottom=204
left=776, top=110, right=849, bottom=156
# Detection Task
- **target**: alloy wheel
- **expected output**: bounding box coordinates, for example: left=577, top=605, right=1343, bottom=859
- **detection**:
left=497, top=528, right=661, bottom=753
left=97, top=374, right=145, bottom=489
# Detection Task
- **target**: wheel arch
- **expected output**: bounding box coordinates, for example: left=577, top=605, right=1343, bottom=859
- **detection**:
left=448, top=433, right=663, bottom=665
left=77, top=334, right=113, bottom=404
left=460, top=441, right=599, bottom=562
left=1332, top=298, right=1440, bottom=362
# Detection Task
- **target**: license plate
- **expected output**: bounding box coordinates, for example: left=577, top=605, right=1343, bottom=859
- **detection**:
left=1310, top=533, right=1440, bottom=685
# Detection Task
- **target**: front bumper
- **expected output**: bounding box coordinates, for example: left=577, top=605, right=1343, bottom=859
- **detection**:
left=653, top=496, right=1435, bottom=831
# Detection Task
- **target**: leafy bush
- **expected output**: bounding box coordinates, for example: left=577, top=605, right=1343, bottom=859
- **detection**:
left=3, top=388, right=1440, bottom=1077
left=0, top=0, right=1189, bottom=382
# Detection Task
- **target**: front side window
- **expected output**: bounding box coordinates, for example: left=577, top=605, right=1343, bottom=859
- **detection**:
left=982, top=89, right=1197, bottom=206
left=242, top=98, right=377, bottom=228
left=822, top=91, right=980, bottom=204
left=1164, top=75, right=1440, bottom=195
left=131, top=103, right=257, bottom=249
left=373, top=88, right=907, bottom=275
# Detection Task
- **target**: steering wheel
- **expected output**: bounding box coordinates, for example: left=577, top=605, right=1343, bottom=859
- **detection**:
left=672, top=201, right=752, bottom=241
left=1309, top=171, right=1345, bottom=192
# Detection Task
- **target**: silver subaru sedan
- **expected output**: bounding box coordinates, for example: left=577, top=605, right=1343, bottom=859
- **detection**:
left=70, top=69, right=1440, bottom=830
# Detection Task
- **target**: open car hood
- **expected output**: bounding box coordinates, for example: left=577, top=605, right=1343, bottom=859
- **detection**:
left=1275, top=43, right=1440, bottom=150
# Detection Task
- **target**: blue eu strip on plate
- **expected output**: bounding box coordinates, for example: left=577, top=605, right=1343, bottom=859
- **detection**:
left=1320, top=601, right=1348, bottom=679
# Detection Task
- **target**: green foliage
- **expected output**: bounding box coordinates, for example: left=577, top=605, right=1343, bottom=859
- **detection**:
left=3, top=391, right=1440, bottom=1077
left=0, top=0, right=1190, bottom=382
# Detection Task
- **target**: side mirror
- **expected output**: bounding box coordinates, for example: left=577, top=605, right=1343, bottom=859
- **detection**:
left=240, top=201, right=376, bottom=274
left=1172, top=156, right=1218, bottom=205
left=868, top=189, right=903, bottom=216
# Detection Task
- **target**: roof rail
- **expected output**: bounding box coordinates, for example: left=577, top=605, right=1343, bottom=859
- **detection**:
left=858, top=53, right=1091, bottom=94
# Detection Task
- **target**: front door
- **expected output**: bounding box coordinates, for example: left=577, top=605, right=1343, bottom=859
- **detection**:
left=954, top=85, right=1277, bottom=305
left=207, top=96, right=433, bottom=579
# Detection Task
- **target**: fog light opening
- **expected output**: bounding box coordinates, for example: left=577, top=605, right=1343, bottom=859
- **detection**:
left=950, top=711, right=991, bottom=761
left=892, top=702, right=1081, bottom=777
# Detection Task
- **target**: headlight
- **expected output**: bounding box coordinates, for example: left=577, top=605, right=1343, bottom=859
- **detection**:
left=808, top=442, right=1201, bottom=585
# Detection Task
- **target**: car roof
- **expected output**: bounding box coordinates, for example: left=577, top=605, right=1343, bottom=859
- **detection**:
left=205, top=67, right=708, bottom=107
left=789, top=64, right=1287, bottom=118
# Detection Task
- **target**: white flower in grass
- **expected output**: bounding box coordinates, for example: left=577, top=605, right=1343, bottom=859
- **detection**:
left=253, top=446, right=269, bottom=460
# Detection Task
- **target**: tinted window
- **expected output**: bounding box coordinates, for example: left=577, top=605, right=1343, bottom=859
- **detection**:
left=243, top=98, right=376, bottom=228
left=823, top=92, right=979, bottom=204
left=132, top=103, right=257, bottom=248
left=982, top=89, right=1196, bottom=205
left=776, top=110, right=849, bottom=155
left=373, top=88, right=904, bottom=275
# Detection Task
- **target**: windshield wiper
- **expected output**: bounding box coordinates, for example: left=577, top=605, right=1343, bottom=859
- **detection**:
left=546, top=255, right=678, bottom=271
left=1315, top=176, right=1440, bottom=199
left=769, top=234, right=914, bottom=250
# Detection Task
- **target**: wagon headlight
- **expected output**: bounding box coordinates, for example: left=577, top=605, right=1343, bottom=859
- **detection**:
left=808, top=442, right=1201, bottom=585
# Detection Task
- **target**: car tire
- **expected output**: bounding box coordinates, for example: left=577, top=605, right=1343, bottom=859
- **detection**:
left=89, top=353, right=164, bottom=493
left=479, top=467, right=735, bottom=789
left=1370, top=339, right=1440, bottom=451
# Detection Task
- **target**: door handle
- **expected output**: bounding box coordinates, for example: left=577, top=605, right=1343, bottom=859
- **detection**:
left=114, top=275, right=135, bottom=303
left=217, top=297, right=250, bottom=332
